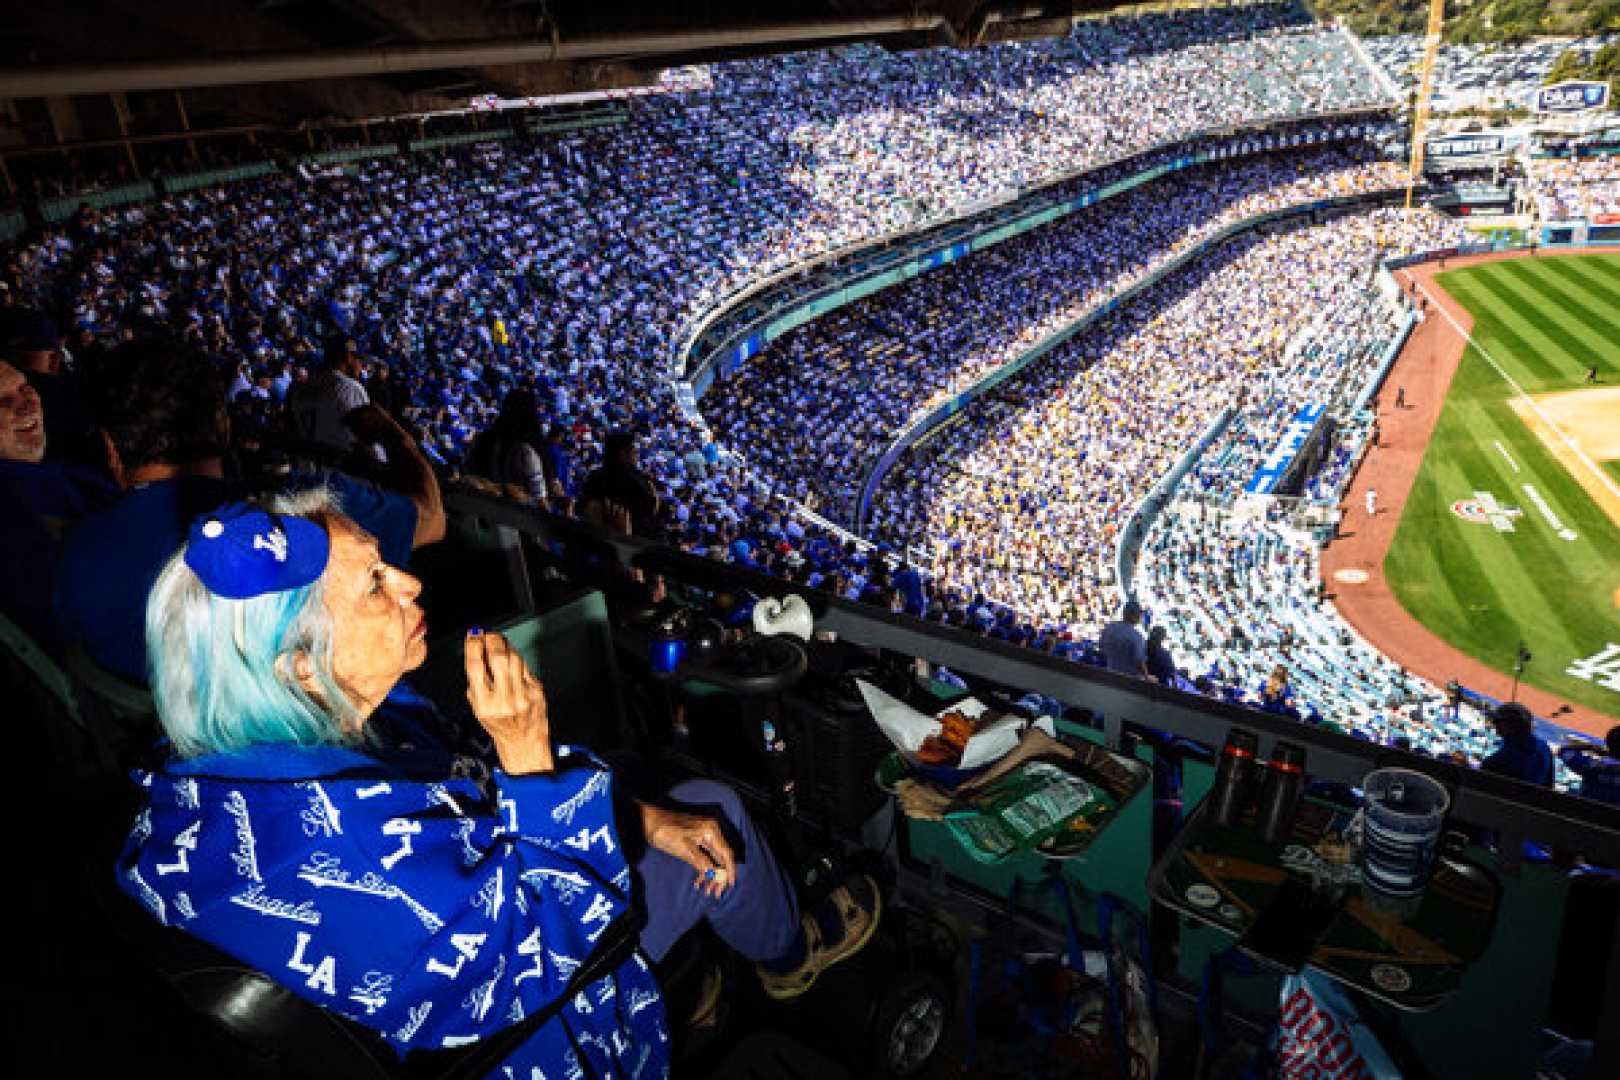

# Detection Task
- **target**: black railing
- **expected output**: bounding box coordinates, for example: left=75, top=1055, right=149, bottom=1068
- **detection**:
left=444, top=485, right=1620, bottom=865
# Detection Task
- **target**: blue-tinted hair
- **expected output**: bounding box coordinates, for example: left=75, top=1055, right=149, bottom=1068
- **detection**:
left=146, top=489, right=359, bottom=758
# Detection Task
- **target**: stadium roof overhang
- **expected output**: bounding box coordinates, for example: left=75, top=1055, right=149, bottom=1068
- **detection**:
left=0, top=1, right=1141, bottom=124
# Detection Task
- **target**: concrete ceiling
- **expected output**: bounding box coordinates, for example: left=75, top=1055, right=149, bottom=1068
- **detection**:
left=0, top=1, right=1138, bottom=126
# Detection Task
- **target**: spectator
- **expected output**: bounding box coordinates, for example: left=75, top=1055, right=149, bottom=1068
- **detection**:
left=365, top=361, right=409, bottom=422
left=120, top=495, right=881, bottom=1074
left=580, top=430, right=661, bottom=539
left=1146, top=624, right=1178, bottom=685
left=465, top=388, right=548, bottom=502
left=54, top=337, right=442, bottom=685
left=1482, top=702, right=1555, bottom=788
left=0, top=307, right=97, bottom=465
left=1260, top=664, right=1295, bottom=714
left=0, top=359, right=116, bottom=651
left=289, top=335, right=370, bottom=456
left=1099, top=598, right=1148, bottom=677
left=543, top=423, right=575, bottom=507
left=1558, top=726, right=1620, bottom=807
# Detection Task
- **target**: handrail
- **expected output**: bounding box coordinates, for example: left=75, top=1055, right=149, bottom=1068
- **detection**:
left=1115, top=406, right=1239, bottom=601
left=440, top=483, right=1620, bottom=866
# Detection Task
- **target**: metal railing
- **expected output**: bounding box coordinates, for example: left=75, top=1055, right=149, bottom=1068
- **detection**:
left=443, top=484, right=1620, bottom=867
left=439, top=481, right=1620, bottom=1068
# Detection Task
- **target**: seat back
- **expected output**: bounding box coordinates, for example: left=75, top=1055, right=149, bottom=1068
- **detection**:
left=96, top=861, right=401, bottom=1080
left=61, top=642, right=162, bottom=773
left=415, top=588, right=632, bottom=754
left=0, top=611, right=104, bottom=789
left=100, top=851, right=650, bottom=1080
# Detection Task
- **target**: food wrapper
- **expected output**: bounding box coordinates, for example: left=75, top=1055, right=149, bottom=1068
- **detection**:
left=856, top=680, right=1034, bottom=769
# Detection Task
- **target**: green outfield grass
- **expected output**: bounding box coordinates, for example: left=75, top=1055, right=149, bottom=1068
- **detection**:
left=1384, top=254, right=1620, bottom=720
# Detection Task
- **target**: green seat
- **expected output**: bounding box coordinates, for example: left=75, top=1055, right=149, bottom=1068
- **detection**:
left=414, top=588, right=631, bottom=755
left=0, top=613, right=99, bottom=786
left=61, top=644, right=160, bottom=773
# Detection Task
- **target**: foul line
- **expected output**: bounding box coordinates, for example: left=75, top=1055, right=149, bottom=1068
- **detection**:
left=1405, top=269, right=1620, bottom=506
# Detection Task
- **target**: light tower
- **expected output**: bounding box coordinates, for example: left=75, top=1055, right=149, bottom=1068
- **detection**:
left=1405, top=0, right=1448, bottom=212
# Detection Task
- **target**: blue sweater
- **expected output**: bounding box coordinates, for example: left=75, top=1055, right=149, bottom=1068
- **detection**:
left=117, top=703, right=668, bottom=1078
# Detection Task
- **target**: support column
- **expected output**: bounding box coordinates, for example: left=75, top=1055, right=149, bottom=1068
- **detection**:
left=174, top=90, right=196, bottom=164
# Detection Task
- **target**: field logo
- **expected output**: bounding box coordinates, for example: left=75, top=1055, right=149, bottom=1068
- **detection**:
left=1451, top=491, right=1523, bottom=532
left=1567, top=644, right=1620, bottom=693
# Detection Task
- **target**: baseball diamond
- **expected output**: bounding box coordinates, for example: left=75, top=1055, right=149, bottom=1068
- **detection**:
left=1327, top=251, right=1620, bottom=733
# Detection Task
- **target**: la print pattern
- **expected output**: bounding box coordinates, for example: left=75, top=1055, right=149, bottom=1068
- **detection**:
left=119, top=747, right=669, bottom=1077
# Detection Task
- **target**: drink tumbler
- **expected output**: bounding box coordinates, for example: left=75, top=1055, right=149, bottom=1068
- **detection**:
left=1209, top=728, right=1259, bottom=828
left=1258, top=741, right=1306, bottom=845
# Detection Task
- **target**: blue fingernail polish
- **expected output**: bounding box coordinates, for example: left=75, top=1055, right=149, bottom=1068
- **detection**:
left=469, top=626, right=483, bottom=637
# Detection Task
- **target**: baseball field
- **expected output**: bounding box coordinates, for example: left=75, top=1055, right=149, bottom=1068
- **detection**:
left=1384, top=253, right=1620, bottom=721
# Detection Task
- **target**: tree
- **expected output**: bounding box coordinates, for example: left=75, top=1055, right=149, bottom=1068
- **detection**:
left=1583, top=0, right=1620, bottom=36
left=1545, top=49, right=1588, bottom=87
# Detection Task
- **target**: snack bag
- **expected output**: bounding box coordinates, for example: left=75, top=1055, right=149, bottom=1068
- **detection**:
left=946, top=760, right=1116, bottom=862
left=1272, top=971, right=1400, bottom=1079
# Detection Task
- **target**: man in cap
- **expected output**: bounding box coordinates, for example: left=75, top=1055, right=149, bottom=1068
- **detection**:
left=1557, top=725, right=1620, bottom=807
left=1480, top=702, right=1554, bottom=788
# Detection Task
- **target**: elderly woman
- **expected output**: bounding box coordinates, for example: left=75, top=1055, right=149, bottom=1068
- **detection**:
left=117, top=490, right=879, bottom=1076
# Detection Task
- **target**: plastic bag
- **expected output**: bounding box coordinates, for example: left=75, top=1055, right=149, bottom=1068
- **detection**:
left=1271, top=970, right=1400, bottom=1079
left=945, top=760, right=1116, bottom=863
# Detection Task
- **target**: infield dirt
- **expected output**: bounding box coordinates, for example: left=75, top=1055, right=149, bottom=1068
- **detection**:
left=1508, top=387, right=1620, bottom=534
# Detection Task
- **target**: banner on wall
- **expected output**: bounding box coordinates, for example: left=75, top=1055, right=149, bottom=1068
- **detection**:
left=1245, top=403, right=1327, bottom=497
left=1428, top=133, right=1506, bottom=158
left=1530, top=81, right=1610, bottom=115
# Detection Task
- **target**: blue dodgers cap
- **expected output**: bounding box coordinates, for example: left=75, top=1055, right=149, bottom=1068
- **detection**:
left=183, top=502, right=330, bottom=600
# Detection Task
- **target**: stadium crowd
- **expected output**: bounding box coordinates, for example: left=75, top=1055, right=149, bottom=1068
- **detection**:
left=865, top=208, right=1468, bottom=635
left=1527, top=154, right=1620, bottom=221
left=704, top=143, right=1406, bottom=523
left=9, top=2, right=1603, bottom=807
left=2, top=2, right=1396, bottom=652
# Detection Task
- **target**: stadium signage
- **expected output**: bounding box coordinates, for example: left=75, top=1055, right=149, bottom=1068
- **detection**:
left=1530, top=81, right=1610, bottom=115
left=1450, top=492, right=1522, bottom=531
left=1245, top=402, right=1325, bottom=496
left=1428, top=134, right=1504, bottom=158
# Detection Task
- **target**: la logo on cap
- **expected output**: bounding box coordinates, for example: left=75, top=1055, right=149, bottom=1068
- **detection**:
left=253, top=529, right=289, bottom=562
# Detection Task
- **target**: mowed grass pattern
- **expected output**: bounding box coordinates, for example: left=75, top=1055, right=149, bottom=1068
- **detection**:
left=1385, top=255, right=1620, bottom=719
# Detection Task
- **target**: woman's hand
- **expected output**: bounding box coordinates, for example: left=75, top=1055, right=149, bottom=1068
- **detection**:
left=639, top=801, right=736, bottom=900
left=465, top=629, right=554, bottom=775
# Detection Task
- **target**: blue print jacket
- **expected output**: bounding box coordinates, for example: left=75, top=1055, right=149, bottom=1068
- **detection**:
left=117, top=702, right=669, bottom=1080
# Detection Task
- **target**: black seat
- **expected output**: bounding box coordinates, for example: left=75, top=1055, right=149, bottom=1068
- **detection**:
left=61, top=642, right=163, bottom=774
left=95, top=860, right=405, bottom=1080
left=96, top=857, right=645, bottom=1080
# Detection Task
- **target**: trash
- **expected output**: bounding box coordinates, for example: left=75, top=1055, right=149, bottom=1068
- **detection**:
left=856, top=680, right=1030, bottom=770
